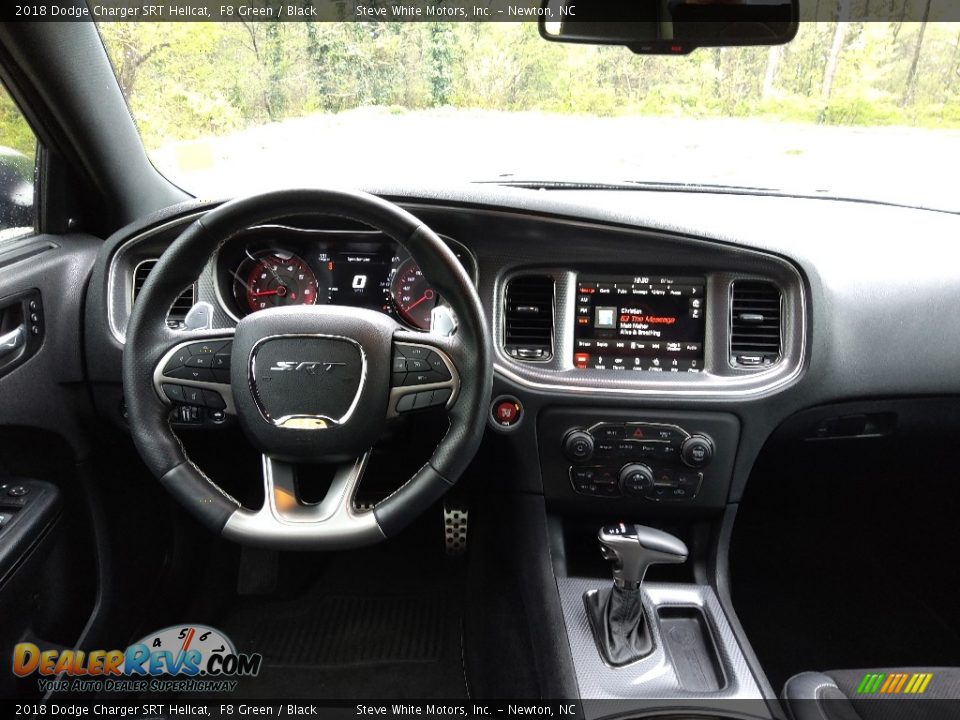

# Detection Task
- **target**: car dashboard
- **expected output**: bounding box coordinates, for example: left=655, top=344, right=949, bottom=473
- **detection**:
left=84, top=183, right=960, bottom=517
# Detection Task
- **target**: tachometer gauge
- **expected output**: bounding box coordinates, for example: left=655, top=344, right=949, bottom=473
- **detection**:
left=391, top=258, right=437, bottom=330
left=234, top=249, right=319, bottom=314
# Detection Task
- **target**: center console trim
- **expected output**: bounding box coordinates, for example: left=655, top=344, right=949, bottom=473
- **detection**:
left=557, top=578, right=765, bottom=704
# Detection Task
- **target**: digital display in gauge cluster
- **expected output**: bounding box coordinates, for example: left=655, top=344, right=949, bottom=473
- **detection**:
left=315, top=246, right=394, bottom=313
left=573, top=274, right=706, bottom=372
left=223, top=235, right=474, bottom=331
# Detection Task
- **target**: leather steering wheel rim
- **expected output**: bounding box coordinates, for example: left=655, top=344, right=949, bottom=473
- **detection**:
left=121, top=188, right=492, bottom=549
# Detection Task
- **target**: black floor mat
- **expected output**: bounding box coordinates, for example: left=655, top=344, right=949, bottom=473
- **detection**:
left=233, top=593, right=451, bottom=667
left=207, top=518, right=469, bottom=699
left=219, top=588, right=466, bottom=698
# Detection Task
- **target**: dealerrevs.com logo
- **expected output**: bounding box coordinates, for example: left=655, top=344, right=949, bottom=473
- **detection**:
left=12, top=624, right=261, bottom=693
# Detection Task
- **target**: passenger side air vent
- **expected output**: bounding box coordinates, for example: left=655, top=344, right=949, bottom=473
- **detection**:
left=730, top=280, right=782, bottom=366
left=504, top=275, right=554, bottom=361
left=132, top=259, right=196, bottom=329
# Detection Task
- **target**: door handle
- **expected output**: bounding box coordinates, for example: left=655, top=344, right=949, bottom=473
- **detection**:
left=0, top=325, right=24, bottom=357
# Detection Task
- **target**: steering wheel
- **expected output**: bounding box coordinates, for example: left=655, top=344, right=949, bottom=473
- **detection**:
left=122, top=189, right=492, bottom=550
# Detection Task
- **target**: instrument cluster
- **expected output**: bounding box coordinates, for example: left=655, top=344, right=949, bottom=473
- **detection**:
left=215, top=226, right=476, bottom=331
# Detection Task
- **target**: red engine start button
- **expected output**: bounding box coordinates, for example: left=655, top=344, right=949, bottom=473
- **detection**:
left=493, top=398, right=522, bottom=427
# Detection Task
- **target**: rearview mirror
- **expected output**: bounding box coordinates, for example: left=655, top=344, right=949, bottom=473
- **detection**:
left=539, top=0, right=799, bottom=55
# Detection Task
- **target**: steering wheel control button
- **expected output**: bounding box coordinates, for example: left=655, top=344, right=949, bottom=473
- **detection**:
left=403, top=370, right=442, bottom=386
left=167, top=366, right=216, bottom=382
left=413, top=392, right=435, bottom=409
left=397, top=345, right=430, bottom=361
left=163, top=349, right=192, bottom=373
left=395, top=387, right=452, bottom=415
left=427, top=352, right=451, bottom=379
left=563, top=428, right=595, bottom=461
left=431, top=388, right=452, bottom=406
left=162, top=384, right=185, bottom=403
left=202, top=390, right=227, bottom=410
left=185, top=354, right=213, bottom=368
left=392, top=356, right=408, bottom=373
left=190, top=340, right=227, bottom=356
left=396, top=394, right=416, bottom=413
left=681, top=434, right=714, bottom=468
left=182, top=386, right=204, bottom=405
left=7, top=486, right=28, bottom=497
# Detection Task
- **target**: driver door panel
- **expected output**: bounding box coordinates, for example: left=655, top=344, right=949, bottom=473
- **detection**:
left=0, top=232, right=101, bottom=698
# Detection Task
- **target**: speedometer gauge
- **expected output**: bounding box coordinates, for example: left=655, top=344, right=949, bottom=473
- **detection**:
left=234, top=250, right=319, bottom=314
left=391, top=258, right=437, bottom=330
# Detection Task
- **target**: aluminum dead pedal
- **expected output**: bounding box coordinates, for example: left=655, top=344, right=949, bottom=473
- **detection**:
left=443, top=501, right=468, bottom=556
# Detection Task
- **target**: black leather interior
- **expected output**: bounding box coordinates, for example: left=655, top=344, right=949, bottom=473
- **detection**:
left=583, top=585, right=653, bottom=667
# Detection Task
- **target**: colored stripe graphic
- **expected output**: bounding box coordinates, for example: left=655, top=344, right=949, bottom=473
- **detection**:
left=857, top=671, right=933, bottom=694
left=893, top=673, right=909, bottom=693
left=880, top=674, right=897, bottom=693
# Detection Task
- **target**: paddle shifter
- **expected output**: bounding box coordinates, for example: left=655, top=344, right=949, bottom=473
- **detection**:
left=585, top=523, right=688, bottom=666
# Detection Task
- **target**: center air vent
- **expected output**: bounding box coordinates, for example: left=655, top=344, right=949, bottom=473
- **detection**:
left=504, top=275, right=554, bottom=361
left=132, top=259, right=196, bottom=329
left=730, top=280, right=782, bottom=367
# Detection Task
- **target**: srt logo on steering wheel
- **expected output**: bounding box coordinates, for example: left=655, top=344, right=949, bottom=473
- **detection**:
left=268, top=361, right=346, bottom=375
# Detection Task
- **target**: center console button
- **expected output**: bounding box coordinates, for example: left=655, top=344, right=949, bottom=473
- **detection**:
left=563, top=429, right=595, bottom=462
left=596, top=441, right=617, bottom=455
left=653, top=467, right=677, bottom=488
left=594, top=425, right=623, bottom=441
left=619, top=463, right=654, bottom=496
left=681, top=434, right=715, bottom=468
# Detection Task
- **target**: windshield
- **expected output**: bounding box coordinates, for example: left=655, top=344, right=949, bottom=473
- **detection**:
left=98, top=21, right=960, bottom=212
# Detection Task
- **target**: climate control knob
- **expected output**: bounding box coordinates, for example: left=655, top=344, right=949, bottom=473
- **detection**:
left=563, top=429, right=595, bottom=462
left=681, top=434, right=714, bottom=468
left=619, top=463, right=654, bottom=497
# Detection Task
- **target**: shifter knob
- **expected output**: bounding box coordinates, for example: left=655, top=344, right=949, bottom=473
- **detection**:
left=598, top=523, right=688, bottom=589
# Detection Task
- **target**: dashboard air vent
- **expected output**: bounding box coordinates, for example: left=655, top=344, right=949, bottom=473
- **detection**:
left=504, top=275, right=554, bottom=361
left=730, top=280, right=782, bottom=366
left=132, top=259, right=196, bottom=329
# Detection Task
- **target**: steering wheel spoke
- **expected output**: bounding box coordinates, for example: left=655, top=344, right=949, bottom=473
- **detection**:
left=221, top=454, right=384, bottom=549
left=388, top=330, right=462, bottom=418
left=153, top=331, right=236, bottom=416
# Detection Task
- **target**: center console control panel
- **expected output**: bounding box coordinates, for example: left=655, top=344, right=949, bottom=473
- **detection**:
left=563, top=422, right=713, bottom=501
left=538, top=409, right=740, bottom=511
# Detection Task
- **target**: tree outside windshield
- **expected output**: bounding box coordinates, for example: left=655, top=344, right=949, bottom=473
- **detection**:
left=98, top=22, right=960, bottom=211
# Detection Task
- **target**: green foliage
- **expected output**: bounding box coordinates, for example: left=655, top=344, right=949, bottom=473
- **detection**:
left=0, top=88, right=35, bottom=159
left=95, top=21, right=960, bottom=152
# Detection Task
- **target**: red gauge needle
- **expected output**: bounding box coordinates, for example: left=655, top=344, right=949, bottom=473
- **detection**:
left=405, top=292, right=433, bottom=311
left=250, top=290, right=280, bottom=297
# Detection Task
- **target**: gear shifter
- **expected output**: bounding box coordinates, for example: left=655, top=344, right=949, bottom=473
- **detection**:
left=585, top=523, right=688, bottom=666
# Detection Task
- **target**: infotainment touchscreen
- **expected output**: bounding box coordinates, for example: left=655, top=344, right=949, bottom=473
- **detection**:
left=573, top=275, right=705, bottom=372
